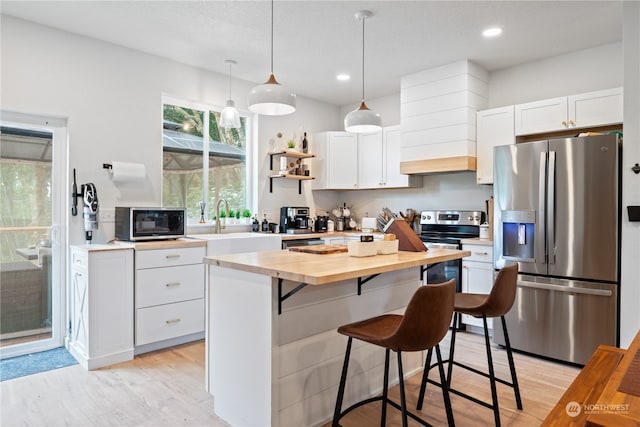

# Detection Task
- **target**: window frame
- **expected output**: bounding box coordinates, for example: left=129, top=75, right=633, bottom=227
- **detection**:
left=161, top=95, right=256, bottom=223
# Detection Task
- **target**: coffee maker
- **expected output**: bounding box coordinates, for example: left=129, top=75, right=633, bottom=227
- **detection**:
left=280, top=207, right=311, bottom=234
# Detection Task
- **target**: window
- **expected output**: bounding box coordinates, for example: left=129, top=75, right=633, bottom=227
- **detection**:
left=162, top=97, right=251, bottom=223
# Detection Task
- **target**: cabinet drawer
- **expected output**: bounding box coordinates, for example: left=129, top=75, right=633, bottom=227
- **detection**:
left=135, top=246, right=205, bottom=269
left=135, top=264, right=204, bottom=308
left=135, top=299, right=204, bottom=346
left=462, top=244, right=493, bottom=262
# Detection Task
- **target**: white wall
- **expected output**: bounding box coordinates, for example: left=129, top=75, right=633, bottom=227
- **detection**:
left=620, top=2, right=640, bottom=347
left=331, top=172, right=492, bottom=224
left=488, top=42, right=623, bottom=108
left=0, top=15, right=341, bottom=244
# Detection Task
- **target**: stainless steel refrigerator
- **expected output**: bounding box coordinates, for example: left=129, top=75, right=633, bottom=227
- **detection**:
left=493, top=134, right=620, bottom=365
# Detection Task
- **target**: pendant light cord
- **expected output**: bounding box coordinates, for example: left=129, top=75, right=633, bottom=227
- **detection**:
left=228, top=62, right=232, bottom=99
left=361, top=15, right=365, bottom=103
left=270, top=0, right=274, bottom=75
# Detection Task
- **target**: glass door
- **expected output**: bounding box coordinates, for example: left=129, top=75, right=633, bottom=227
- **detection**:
left=0, top=112, right=67, bottom=359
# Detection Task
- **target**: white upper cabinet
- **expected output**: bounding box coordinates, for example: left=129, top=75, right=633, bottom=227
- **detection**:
left=568, top=88, right=623, bottom=129
left=357, top=130, right=384, bottom=188
left=313, top=127, right=421, bottom=190
left=476, top=106, right=515, bottom=184
left=383, top=126, right=422, bottom=188
left=312, top=132, right=358, bottom=190
left=515, top=87, right=623, bottom=135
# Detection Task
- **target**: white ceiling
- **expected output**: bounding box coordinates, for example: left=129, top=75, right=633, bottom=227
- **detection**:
left=1, top=1, right=623, bottom=107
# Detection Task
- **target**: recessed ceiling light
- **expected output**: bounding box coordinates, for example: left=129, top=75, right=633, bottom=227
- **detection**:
left=336, top=74, right=351, bottom=81
left=483, top=27, right=502, bottom=38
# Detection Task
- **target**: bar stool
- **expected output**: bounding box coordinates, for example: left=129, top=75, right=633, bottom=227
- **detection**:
left=332, top=279, right=456, bottom=427
left=417, top=263, right=522, bottom=427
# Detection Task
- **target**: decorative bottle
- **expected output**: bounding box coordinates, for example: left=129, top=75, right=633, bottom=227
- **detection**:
left=302, top=132, right=308, bottom=154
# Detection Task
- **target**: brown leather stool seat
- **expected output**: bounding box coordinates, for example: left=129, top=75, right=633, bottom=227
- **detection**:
left=417, top=263, right=522, bottom=427
left=332, top=279, right=456, bottom=427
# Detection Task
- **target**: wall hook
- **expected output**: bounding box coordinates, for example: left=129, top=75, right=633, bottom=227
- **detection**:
left=633, top=163, right=640, bottom=175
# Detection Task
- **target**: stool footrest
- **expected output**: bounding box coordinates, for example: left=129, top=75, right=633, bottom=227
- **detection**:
left=335, top=395, right=432, bottom=427
left=449, top=360, right=517, bottom=389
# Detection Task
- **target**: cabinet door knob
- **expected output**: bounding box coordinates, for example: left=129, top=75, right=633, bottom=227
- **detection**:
left=473, top=251, right=488, bottom=256
left=165, top=318, right=181, bottom=324
left=165, top=282, right=181, bottom=287
left=165, top=254, right=181, bottom=259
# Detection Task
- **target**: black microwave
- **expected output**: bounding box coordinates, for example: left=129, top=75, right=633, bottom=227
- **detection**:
left=115, top=207, right=186, bottom=241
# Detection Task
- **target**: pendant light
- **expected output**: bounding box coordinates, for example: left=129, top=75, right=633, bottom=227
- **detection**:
left=344, top=10, right=381, bottom=133
left=220, top=59, right=241, bottom=129
left=248, top=0, right=296, bottom=115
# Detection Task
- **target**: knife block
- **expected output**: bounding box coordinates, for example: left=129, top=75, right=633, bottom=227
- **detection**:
left=385, top=219, right=427, bottom=252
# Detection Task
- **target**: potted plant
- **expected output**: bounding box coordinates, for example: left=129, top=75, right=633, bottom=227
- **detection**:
left=242, top=208, right=252, bottom=224
left=218, top=209, right=227, bottom=226
left=228, top=209, right=236, bottom=225
left=287, top=140, right=296, bottom=151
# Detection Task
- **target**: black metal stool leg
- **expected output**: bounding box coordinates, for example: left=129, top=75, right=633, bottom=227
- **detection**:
left=380, top=349, right=390, bottom=427
left=447, top=312, right=459, bottom=387
left=482, top=315, right=501, bottom=427
left=332, top=337, right=353, bottom=427
left=396, top=351, right=408, bottom=427
left=501, top=315, right=523, bottom=410
left=416, top=347, right=433, bottom=410
left=435, top=344, right=455, bottom=426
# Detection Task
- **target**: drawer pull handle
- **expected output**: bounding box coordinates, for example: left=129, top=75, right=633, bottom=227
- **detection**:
left=165, top=254, right=181, bottom=259
left=165, top=318, right=181, bottom=324
left=165, top=282, right=181, bottom=287
left=473, top=251, right=488, bottom=256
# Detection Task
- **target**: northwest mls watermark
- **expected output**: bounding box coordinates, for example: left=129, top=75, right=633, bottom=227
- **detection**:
left=565, top=401, right=631, bottom=417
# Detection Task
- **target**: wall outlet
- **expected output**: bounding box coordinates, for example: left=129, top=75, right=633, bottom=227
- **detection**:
left=100, top=208, right=115, bottom=223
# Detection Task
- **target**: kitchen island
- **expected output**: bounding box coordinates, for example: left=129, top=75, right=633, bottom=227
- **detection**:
left=204, top=248, right=470, bottom=427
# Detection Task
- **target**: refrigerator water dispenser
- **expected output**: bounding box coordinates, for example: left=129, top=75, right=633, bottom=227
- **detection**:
left=502, top=210, right=536, bottom=262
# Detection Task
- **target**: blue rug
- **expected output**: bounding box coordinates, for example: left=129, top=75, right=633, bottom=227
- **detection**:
left=0, top=347, right=78, bottom=381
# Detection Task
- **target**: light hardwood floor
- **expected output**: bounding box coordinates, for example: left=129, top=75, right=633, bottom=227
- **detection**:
left=1, top=332, right=580, bottom=426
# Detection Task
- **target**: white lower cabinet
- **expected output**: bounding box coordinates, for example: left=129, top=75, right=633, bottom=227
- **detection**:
left=68, top=245, right=134, bottom=370
left=134, top=245, right=205, bottom=352
left=461, top=243, right=494, bottom=330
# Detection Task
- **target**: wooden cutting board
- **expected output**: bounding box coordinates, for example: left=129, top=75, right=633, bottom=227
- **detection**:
left=289, top=244, right=348, bottom=254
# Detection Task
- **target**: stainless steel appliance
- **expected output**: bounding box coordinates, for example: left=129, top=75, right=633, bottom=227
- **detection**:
left=115, top=207, right=186, bottom=241
left=493, top=134, right=620, bottom=365
left=281, top=237, right=323, bottom=249
left=279, top=206, right=311, bottom=234
left=419, top=210, right=485, bottom=291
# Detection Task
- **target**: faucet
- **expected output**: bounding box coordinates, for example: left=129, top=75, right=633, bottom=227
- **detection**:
left=215, top=198, right=230, bottom=234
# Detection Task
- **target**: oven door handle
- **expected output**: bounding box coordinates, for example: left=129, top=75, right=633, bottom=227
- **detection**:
left=426, top=243, right=460, bottom=250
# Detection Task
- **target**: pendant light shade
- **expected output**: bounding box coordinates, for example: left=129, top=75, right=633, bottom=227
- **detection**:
left=221, top=59, right=241, bottom=129
left=248, top=0, right=296, bottom=116
left=344, top=10, right=381, bottom=133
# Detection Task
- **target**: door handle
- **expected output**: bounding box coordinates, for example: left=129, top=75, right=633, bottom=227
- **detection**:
left=517, top=280, right=612, bottom=296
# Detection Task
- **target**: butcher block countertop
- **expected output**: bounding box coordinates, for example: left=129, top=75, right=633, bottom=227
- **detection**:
left=204, top=248, right=470, bottom=285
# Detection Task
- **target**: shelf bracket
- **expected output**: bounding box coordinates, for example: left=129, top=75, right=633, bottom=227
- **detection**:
left=357, top=274, right=380, bottom=295
left=278, top=278, right=308, bottom=315
left=298, top=180, right=302, bottom=194
left=420, top=263, right=439, bottom=281
left=269, top=177, right=273, bottom=193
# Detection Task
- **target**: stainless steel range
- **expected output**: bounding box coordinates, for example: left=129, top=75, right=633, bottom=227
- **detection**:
left=419, top=210, right=485, bottom=290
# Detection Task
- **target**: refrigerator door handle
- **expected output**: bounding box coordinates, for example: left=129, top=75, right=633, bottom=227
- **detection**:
left=539, top=152, right=548, bottom=264
left=547, top=151, right=556, bottom=265
left=517, top=280, right=612, bottom=296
